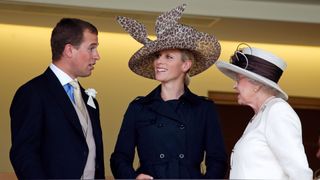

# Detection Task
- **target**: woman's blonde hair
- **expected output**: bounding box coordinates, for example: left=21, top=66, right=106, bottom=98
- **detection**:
left=180, top=49, right=195, bottom=86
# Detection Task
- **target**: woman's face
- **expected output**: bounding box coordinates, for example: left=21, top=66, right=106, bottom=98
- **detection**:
left=153, top=49, right=191, bottom=84
left=233, top=74, right=258, bottom=106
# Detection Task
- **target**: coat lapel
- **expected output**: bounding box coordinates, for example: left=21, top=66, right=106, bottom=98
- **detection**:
left=149, top=102, right=182, bottom=123
left=143, top=85, right=182, bottom=123
left=79, top=84, right=101, bottom=142
left=80, top=88, right=96, bottom=117
left=143, top=85, right=200, bottom=124
left=43, top=68, right=85, bottom=138
left=81, top=87, right=97, bottom=123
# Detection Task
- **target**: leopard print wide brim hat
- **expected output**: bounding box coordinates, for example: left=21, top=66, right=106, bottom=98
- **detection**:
left=117, top=4, right=221, bottom=79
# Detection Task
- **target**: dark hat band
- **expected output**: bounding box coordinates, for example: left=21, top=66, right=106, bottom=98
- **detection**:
left=230, top=53, right=283, bottom=83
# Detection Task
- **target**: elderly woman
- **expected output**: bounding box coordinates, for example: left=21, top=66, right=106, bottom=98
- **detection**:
left=216, top=44, right=313, bottom=180
left=110, top=4, right=227, bottom=179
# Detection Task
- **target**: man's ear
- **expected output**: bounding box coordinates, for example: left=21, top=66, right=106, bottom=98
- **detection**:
left=182, top=60, right=192, bottom=72
left=63, top=44, right=74, bottom=58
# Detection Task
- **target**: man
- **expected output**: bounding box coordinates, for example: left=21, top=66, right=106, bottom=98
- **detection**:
left=10, top=18, right=105, bottom=179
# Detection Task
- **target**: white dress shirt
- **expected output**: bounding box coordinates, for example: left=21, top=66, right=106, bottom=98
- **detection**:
left=230, top=97, right=313, bottom=180
left=49, top=63, right=74, bottom=86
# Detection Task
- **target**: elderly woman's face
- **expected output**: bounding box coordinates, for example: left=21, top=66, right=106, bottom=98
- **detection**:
left=233, top=74, right=258, bottom=106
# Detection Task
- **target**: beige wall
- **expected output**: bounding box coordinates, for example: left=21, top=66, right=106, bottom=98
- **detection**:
left=1, top=8, right=320, bottom=178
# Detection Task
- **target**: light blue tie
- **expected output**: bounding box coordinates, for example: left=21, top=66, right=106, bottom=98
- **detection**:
left=63, top=83, right=75, bottom=103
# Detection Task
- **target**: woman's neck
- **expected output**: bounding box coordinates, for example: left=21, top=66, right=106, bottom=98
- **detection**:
left=252, top=93, right=275, bottom=114
left=160, top=82, right=185, bottom=101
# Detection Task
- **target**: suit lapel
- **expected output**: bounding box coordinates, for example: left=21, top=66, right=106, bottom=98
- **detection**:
left=80, top=85, right=96, bottom=121
left=79, top=83, right=101, bottom=141
left=43, top=68, right=85, bottom=138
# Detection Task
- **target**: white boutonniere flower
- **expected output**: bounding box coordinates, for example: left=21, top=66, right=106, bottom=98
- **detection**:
left=85, top=88, right=97, bottom=109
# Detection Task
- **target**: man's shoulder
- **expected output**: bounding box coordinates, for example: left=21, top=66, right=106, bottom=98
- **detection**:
left=20, top=73, right=46, bottom=89
left=14, top=71, right=48, bottom=97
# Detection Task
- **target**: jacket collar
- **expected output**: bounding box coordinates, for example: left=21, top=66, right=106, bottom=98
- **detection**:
left=44, top=68, right=84, bottom=138
left=44, top=68, right=99, bottom=140
left=141, top=84, right=200, bottom=105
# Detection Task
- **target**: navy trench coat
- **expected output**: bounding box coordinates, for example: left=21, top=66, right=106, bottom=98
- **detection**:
left=110, top=85, right=227, bottom=179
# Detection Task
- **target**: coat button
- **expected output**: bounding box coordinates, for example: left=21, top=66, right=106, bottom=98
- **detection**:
left=179, top=154, right=184, bottom=159
left=179, top=124, right=185, bottom=129
left=157, top=123, right=164, bottom=128
left=159, top=153, right=165, bottom=159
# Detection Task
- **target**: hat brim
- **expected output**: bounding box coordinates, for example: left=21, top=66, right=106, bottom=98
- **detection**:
left=216, top=60, right=288, bottom=100
left=128, top=31, right=221, bottom=79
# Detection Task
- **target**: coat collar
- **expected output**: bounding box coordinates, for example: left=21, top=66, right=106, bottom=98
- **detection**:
left=139, top=85, right=200, bottom=123
left=141, top=84, right=200, bottom=105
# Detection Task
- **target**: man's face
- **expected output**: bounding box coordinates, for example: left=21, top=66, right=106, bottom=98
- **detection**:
left=70, top=29, right=100, bottom=78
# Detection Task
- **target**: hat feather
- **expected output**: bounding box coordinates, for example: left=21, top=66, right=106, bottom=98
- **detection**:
left=117, top=16, right=151, bottom=45
left=155, top=4, right=186, bottom=38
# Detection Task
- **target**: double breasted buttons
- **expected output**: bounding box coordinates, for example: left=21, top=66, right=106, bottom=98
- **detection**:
left=179, top=154, right=185, bottom=159
left=159, top=153, right=165, bottom=159
left=179, top=124, right=185, bottom=129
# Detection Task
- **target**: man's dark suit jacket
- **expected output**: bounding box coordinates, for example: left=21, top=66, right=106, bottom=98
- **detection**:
left=9, top=68, right=105, bottom=179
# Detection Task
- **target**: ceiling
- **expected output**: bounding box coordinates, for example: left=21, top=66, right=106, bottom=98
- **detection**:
left=1, top=0, right=320, bottom=23
left=250, top=0, right=320, bottom=5
left=0, top=0, right=320, bottom=46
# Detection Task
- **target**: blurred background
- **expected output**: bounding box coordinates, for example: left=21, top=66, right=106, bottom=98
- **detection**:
left=0, top=0, right=319, bottom=179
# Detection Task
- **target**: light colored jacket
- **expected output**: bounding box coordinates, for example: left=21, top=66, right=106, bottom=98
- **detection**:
left=230, top=97, right=313, bottom=180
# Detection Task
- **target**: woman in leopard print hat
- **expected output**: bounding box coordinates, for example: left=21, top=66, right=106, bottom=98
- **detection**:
left=111, top=4, right=227, bottom=179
